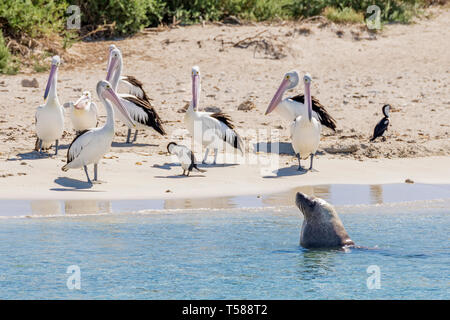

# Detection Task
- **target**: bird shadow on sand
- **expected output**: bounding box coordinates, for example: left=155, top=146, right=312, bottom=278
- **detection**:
left=155, top=174, right=207, bottom=178
left=51, top=177, right=103, bottom=192
left=253, top=142, right=295, bottom=155
left=253, top=142, right=325, bottom=157
left=9, top=148, right=67, bottom=161
left=263, top=165, right=310, bottom=178
left=153, top=162, right=238, bottom=171
left=111, top=142, right=157, bottom=148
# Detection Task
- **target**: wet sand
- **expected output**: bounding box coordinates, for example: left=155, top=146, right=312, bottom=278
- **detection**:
left=1, top=183, right=449, bottom=218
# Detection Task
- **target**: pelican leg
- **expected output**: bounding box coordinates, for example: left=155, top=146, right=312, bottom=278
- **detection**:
left=37, top=139, right=43, bottom=153
left=309, top=154, right=314, bottom=170
left=213, top=148, right=218, bottom=165
left=296, top=154, right=305, bottom=171
left=186, top=170, right=190, bottom=177
left=84, top=165, right=92, bottom=184
left=94, top=163, right=98, bottom=181
left=132, top=130, right=138, bottom=142
left=54, top=140, right=59, bottom=155
left=182, top=169, right=186, bottom=176
left=126, top=129, right=132, bottom=144
left=202, top=148, right=210, bottom=164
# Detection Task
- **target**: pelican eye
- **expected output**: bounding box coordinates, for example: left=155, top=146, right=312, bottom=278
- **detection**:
left=286, top=75, right=290, bottom=79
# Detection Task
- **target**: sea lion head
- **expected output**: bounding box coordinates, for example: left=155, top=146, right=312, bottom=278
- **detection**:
left=295, top=192, right=354, bottom=249
left=295, top=192, right=336, bottom=221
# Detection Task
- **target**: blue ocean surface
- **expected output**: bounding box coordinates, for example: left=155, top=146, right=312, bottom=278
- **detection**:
left=0, top=184, right=449, bottom=299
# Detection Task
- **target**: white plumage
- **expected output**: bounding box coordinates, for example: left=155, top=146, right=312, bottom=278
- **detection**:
left=35, top=55, right=64, bottom=154
left=265, top=70, right=336, bottom=134
left=62, top=80, right=136, bottom=184
left=184, top=66, right=243, bottom=164
left=291, top=116, right=321, bottom=159
left=167, top=142, right=206, bottom=176
left=290, top=73, right=321, bottom=171
left=106, top=47, right=165, bottom=143
left=64, top=91, right=98, bottom=133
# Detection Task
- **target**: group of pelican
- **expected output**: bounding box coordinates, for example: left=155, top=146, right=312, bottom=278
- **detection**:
left=34, top=44, right=347, bottom=183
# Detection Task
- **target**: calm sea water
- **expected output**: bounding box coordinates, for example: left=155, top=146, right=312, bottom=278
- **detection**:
left=0, top=184, right=449, bottom=299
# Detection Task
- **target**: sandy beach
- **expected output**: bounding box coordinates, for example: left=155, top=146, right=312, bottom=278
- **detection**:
left=0, top=8, right=449, bottom=200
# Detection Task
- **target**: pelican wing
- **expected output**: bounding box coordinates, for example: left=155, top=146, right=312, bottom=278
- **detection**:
left=291, top=94, right=337, bottom=131
left=66, top=129, right=93, bottom=164
left=121, top=95, right=166, bottom=135
left=120, top=75, right=149, bottom=101
left=204, top=112, right=243, bottom=153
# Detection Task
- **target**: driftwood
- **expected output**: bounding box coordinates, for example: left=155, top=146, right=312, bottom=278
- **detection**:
left=214, top=29, right=287, bottom=60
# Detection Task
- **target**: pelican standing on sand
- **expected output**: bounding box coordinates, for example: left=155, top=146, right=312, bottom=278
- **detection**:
left=185, top=66, right=243, bottom=164
left=64, top=91, right=98, bottom=134
left=106, top=47, right=165, bottom=143
left=35, top=55, right=64, bottom=154
left=62, top=80, right=135, bottom=184
left=108, top=44, right=150, bottom=101
left=291, top=74, right=321, bottom=171
left=265, top=70, right=336, bottom=132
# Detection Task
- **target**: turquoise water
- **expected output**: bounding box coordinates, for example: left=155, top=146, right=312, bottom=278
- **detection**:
left=0, top=184, right=449, bottom=299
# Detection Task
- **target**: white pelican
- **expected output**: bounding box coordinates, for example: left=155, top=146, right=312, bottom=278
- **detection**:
left=370, top=104, right=390, bottom=142
left=64, top=91, right=98, bottom=134
left=265, top=70, right=336, bottom=132
left=108, top=44, right=149, bottom=101
left=62, top=80, right=135, bottom=184
left=291, top=74, right=321, bottom=171
left=106, top=47, right=165, bottom=143
left=184, top=66, right=243, bottom=164
left=35, top=55, right=64, bottom=154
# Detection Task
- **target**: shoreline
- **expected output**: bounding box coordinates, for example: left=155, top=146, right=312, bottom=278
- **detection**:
left=0, top=155, right=449, bottom=200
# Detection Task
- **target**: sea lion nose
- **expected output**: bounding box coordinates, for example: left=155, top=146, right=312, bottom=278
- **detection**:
left=295, top=192, right=313, bottom=211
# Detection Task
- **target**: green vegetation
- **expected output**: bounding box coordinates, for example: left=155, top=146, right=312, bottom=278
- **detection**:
left=0, top=0, right=441, bottom=74
left=323, top=7, right=364, bottom=24
left=0, top=32, right=18, bottom=74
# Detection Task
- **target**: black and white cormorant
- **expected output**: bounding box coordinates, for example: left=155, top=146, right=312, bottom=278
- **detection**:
left=370, top=104, right=390, bottom=142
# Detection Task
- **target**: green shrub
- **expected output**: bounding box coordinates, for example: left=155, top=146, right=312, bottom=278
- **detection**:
left=72, top=0, right=164, bottom=35
left=287, top=0, right=425, bottom=24
left=0, top=0, right=68, bottom=38
left=0, top=32, right=18, bottom=74
left=323, top=6, right=364, bottom=24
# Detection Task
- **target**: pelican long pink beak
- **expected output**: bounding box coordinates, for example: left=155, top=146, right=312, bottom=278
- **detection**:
left=304, top=79, right=312, bottom=122
left=265, top=78, right=289, bottom=115
left=103, top=87, right=135, bottom=128
left=107, top=45, right=116, bottom=71
left=74, top=95, right=90, bottom=110
left=192, top=73, right=199, bottom=110
left=106, top=54, right=118, bottom=82
left=44, top=64, right=57, bottom=100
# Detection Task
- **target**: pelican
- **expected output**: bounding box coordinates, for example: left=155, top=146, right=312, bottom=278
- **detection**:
left=35, top=55, right=64, bottom=154
left=265, top=70, right=336, bottom=132
left=64, top=91, right=98, bottom=134
left=370, top=104, right=390, bottom=142
left=108, top=44, right=149, bottom=101
left=291, top=74, right=321, bottom=171
left=62, top=80, right=135, bottom=184
left=184, top=66, right=243, bottom=164
left=106, top=47, right=165, bottom=143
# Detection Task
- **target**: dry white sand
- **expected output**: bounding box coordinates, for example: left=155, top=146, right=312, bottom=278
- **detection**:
left=0, top=8, right=449, bottom=200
